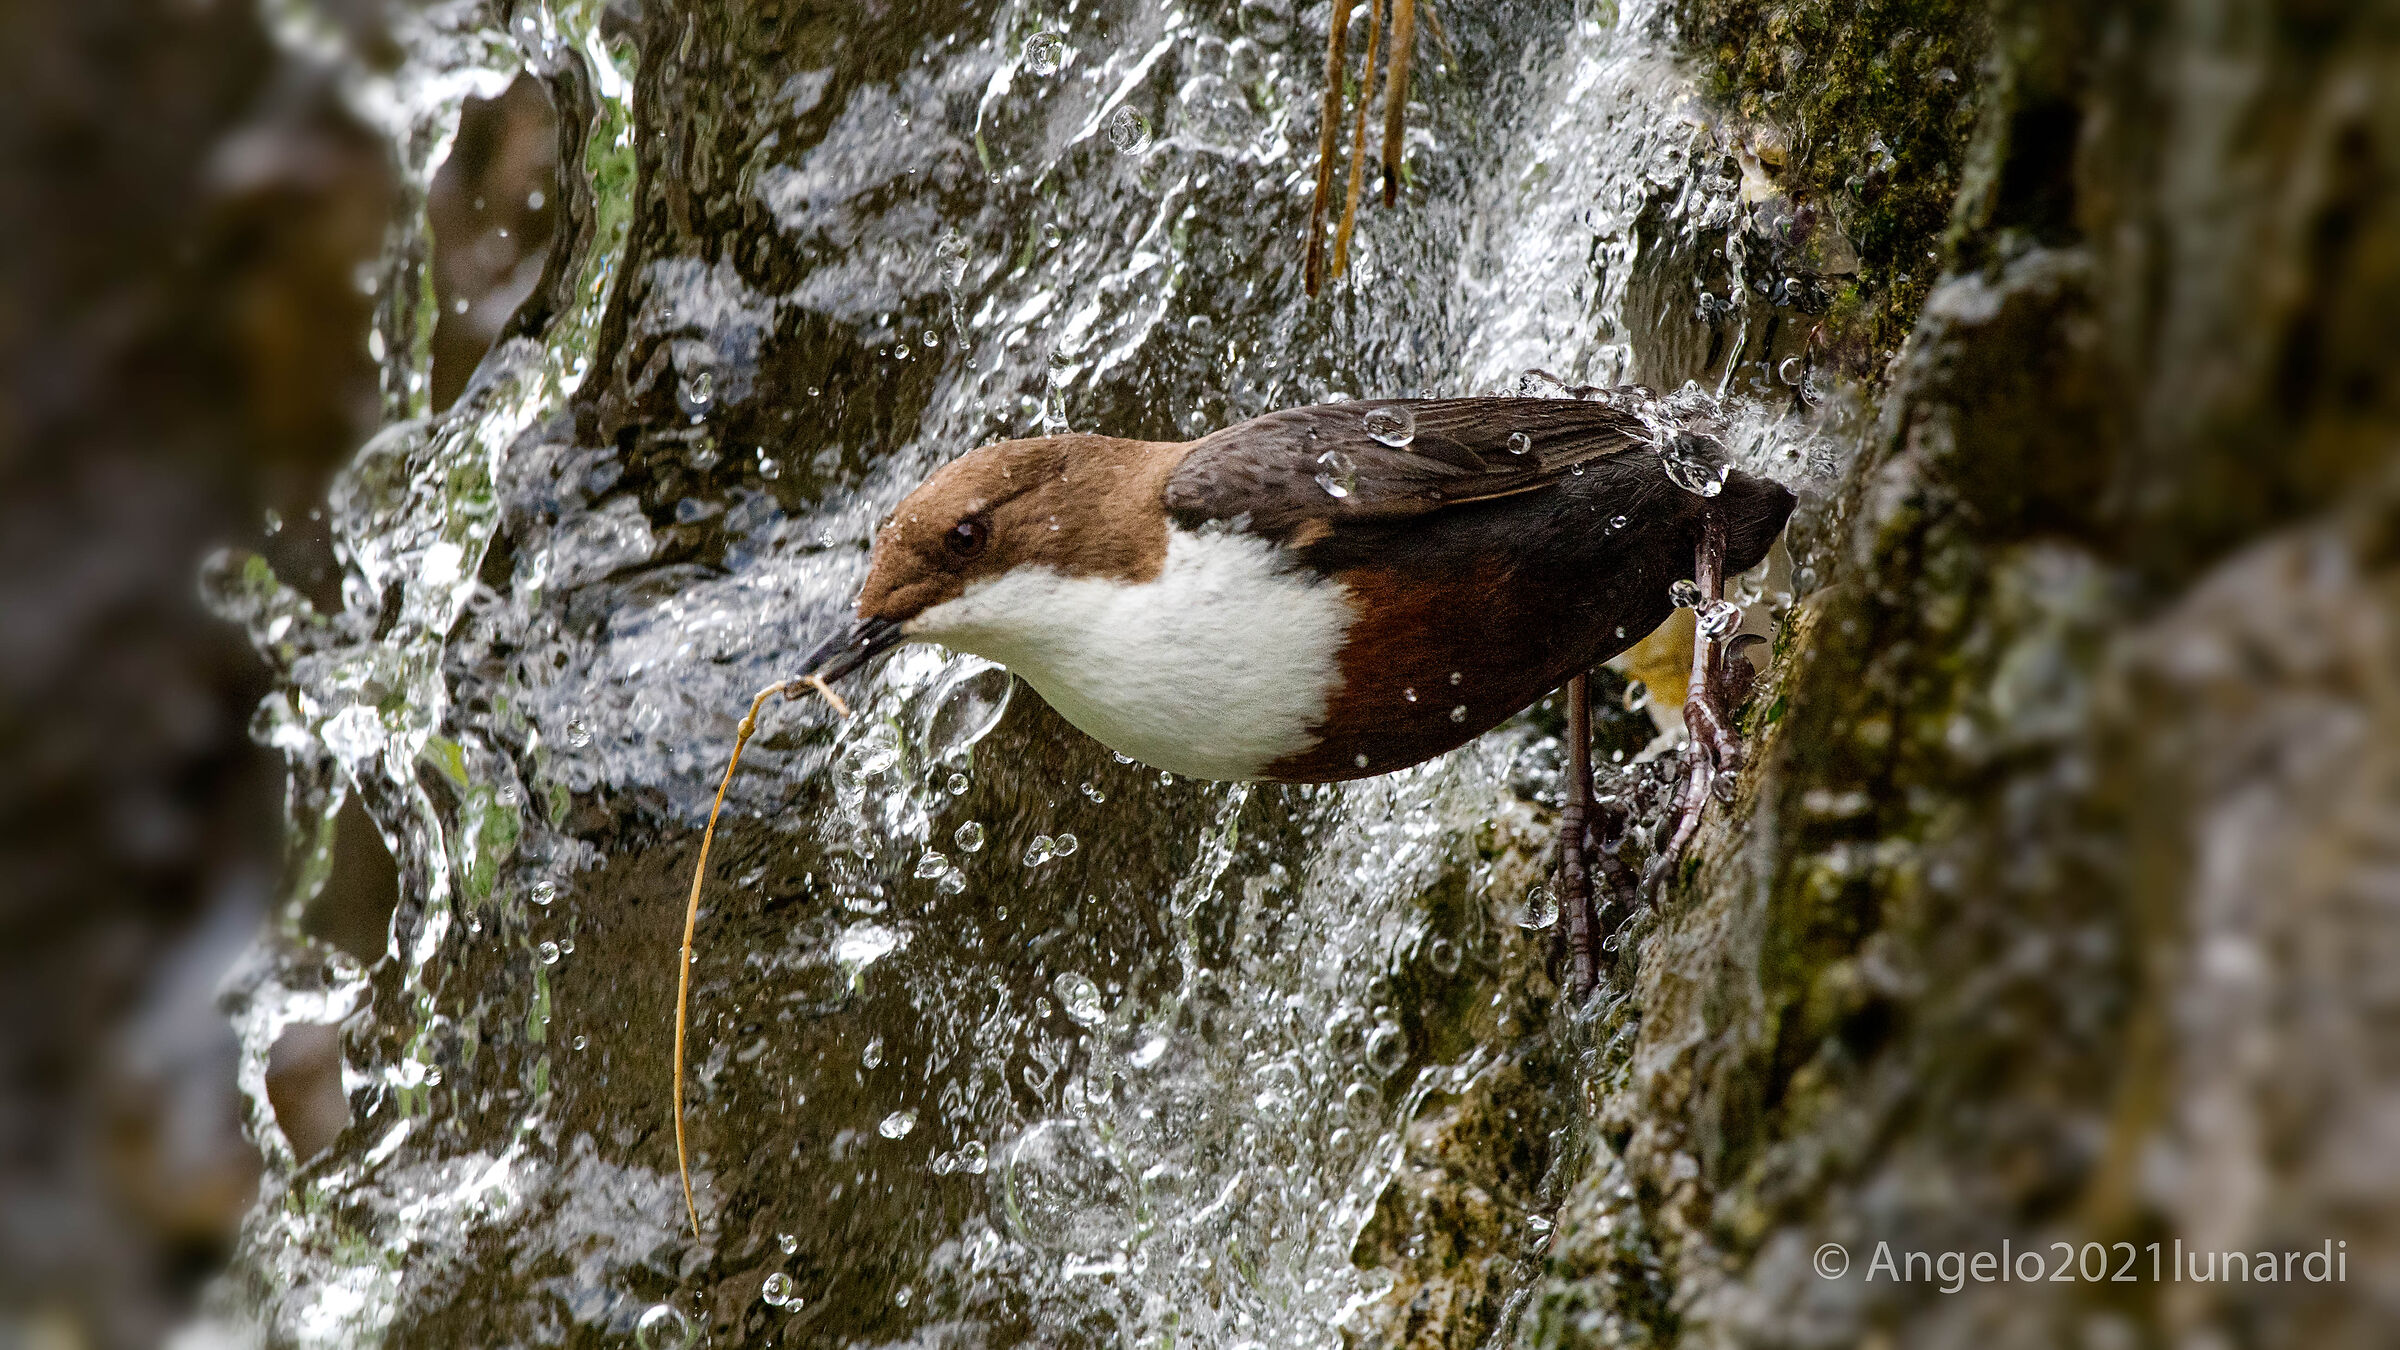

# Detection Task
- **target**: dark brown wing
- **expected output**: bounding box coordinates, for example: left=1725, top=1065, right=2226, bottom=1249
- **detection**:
left=1163, top=397, right=1655, bottom=538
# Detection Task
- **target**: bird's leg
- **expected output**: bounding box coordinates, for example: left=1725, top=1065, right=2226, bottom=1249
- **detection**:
left=1657, top=512, right=1736, bottom=883
left=1558, top=673, right=1598, bottom=998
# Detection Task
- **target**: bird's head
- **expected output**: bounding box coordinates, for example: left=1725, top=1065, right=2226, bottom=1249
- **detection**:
left=792, top=434, right=1179, bottom=686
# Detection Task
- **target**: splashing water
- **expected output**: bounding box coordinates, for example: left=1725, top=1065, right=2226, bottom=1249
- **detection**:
left=198, top=0, right=1847, bottom=1346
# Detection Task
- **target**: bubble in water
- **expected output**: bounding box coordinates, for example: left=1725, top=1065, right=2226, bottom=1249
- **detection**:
left=529, top=880, right=556, bottom=906
left=1622, top=681, right=1652, bottom=713
left=1362, top=405, right=1416, bottom=446
left=893, top=341, right=912, bottom=361
left=1080, top=781, right=1106, bottom=803
left=955, top=820, right=987, bottom=852
left=1002, top=1119, right=1132, bottom=1250
left=1023, top=30, right=1065, bottom=76
left=635, top=1304, right=695, bottom=1350
left=1795, top=565, right=1821, bottom=594
left=1342, top=1079, right=1381, bottom=1121
left=1522, top=884, right=1560, bottom=929
left=956, top=1139, right=989, bottom=1173
left=565, top=717, right=594, bottom=749
left=880, top=1110, right=918, bottom=1139
left=762, top=1272, right=797, bottom=1307
left=1052, top=832, right=1078, bottom=857
left=1364, top=1021, right=1409, bottom=1076
left=1779, top=356, right=1805, bottom=385
left=537, top=941, right=560, bottom=965
left=1429, top=937, right=1462, bottom=973
left=677, top=369, right=714, bottom=417
left=1314, top=449, right=1358, bottom=498
left=1106, top=107, right=1152, bottom=154
left=862, top=1037, right=885, bottom=1069
left=1052, top=971, right=1105, bottom=1026
left=1450, top=704, right=1468, bottom=723
left=1024, top=835, right=1056, bottom=867
left=1041, top=221, right=1064, bottom=248
left=947, top=771, right=970, bottom=795
left=914, top=851, right=950, bottom=879
left=1506, top=430, right=1533, bottom=456
left=1696, top=598, right=1743, bottom=639
left=779, top=1232, right=799, bottom=1254
left=1669, top=578, right=1704, bottom=609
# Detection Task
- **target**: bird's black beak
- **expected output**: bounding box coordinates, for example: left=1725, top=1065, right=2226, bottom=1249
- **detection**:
left=796, top=615, right=904, bottom=687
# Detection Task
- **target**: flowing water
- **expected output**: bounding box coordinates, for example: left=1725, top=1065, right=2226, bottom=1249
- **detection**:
left=201, top=0, right=1849, bottom=1344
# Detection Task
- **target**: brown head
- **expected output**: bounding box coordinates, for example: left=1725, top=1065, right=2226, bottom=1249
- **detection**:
left=793, top=434, right=1184, bottom=682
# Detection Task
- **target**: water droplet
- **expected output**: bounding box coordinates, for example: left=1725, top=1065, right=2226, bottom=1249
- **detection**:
left=1670, top=578, right=1704, bottom=608
left=1362, top=405, right=1416, bottom=446
left=880, top=1109, right=918, bottom=1139
left=923, top=330, right=941, bottom=348
left=1623, top=681, right=1653, bottom=713
left=1052, top=972, right=1105, bottom=1026
left=1158, top=770, right=1174, bottom=786
left=1522, top=884, right=1560, bottom=929
left=1402, top=687, right=1417, bottom=702
left=1796, top=565, right=1821, bottom=594
left=537, top=940, right=561, bottom=965
left=1609, top=513, right=1630, bottom=530
left=892, top=341, right=911, bottom=361
left=529, top=881, right=556, bottom=907
left=1130, top=1035, right=1169, bottom=1068
left=571, top=1034, right=588, bottom=1050
left=955, top=821, right=987, bottom=853
left=565, top=717, right=594, bottom=749
left=862, top=1037, right=885, bottom=1068
left=835, top=924, right=901, bottom=981
left=1041, top=221, right=1065, bottom=248
left=1778, top=356, right=1804, bottom=385
left=936, top=869, right=968, bottom=896
left=957, top=1139, right=989, bottom=1173
left=1364, top=1022, right=1408, bottom=1076
left=1314, top=448, right=1357, bottom=498
left=1106, top=107, right=1152, bottom=154
left=1024, top=835, right=1056, bottom=867
left=1657, top=432, right=1730, bottom=497
left=677, top=368, right=714, bottom=417
left=915, top=851, right=950, bottom=879
left=1506, top=430, right=1533, bottom=456
left=1697, top=599, right=1743, bottom=639
left=762, top=1272, right=797, bottom=1307
left=947, top=771, right=970, bottom=796
left=635, top=1304, right=695, bottom=1350
left=1023, top=30, right=1066, bottom=76
left=1354, top=753, right=1370, bottom=768
left=779, top=1232, right=799, bottom=1254
left=1450, top=705, right=1468, bottom=722
left=1052, top=832, right=1078, bottom=857
left=1449, top=671, right=1463, bottom=684
left=1080, top=782, right=1106, bottom=803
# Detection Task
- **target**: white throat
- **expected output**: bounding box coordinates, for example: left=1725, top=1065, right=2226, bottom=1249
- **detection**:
left=904, top=527, right=1354, bottom=780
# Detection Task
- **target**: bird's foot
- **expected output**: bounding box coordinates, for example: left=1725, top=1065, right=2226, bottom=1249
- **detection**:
left=1652, top=512, right=1760, bottom=892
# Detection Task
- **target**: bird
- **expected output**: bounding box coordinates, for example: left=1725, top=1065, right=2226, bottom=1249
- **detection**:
left=670, top=393, right=1794, bottom=1236
left=795, top=396, right=1792, bottom=779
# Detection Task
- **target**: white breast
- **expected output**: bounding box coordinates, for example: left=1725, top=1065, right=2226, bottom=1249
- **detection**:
left=903, top=527, right=1354, bottom=781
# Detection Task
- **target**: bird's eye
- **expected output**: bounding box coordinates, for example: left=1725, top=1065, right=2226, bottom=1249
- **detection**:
left=944, top=516, right=989, bottom=560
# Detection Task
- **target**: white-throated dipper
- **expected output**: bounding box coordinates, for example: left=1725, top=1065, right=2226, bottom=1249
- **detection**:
left=671, top=394, right=1794, bottom=1235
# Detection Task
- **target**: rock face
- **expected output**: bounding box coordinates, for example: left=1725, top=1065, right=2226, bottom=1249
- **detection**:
left=198, top=0, right=2399, bottom=1345
left=1514, top=0, right=2400, bottom=1344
